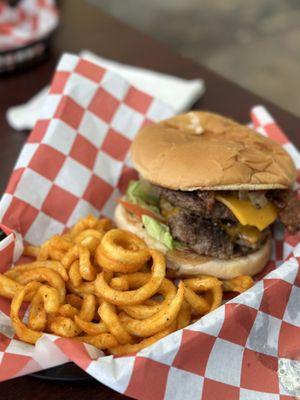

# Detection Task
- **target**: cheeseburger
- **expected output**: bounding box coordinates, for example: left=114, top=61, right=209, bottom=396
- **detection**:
left=115, top=112, right=300, bottom=279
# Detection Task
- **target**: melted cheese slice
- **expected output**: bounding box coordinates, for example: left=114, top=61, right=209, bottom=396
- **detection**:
left=225, top=224, right=261, bottom=243
left=216, top=195, right=278, bottom=231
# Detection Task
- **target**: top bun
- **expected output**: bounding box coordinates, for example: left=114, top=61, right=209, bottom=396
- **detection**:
left=131, top=111, right=296, bottom=190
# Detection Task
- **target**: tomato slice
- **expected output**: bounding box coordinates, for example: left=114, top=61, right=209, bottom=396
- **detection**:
left=118, top=199, right=165, bottom=222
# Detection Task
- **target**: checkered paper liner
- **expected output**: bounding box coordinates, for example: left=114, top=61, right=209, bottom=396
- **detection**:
left=0, top=53, right=299, bottom=399
left=0, top=0, right=58, bottom=51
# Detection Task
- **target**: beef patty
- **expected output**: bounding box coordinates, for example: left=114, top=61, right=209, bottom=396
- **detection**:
left=267, top=190, right=300, bottom=233
left=155, top=186, right=300, bottom=233
left=168, top=211, right=268, bottom=259
left=154, top=186, right=236, bottom=221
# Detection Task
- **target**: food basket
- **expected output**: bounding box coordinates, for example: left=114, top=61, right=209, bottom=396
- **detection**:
left=0, top=53, right=299, bottom=399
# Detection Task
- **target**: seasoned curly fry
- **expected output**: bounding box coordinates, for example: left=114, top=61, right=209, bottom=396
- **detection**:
left=38, top=285, right=60, bottom=313
left=108, top=322, right=176, bottom=356
left=78, top=245, right=97, bottom=281
left=28, top=284, right=60, bottom=331
left=74, top=229, right=104, bottom=253
left=78, top=294, right=96, bottom=322
left=96, top=229, right=150, bottom=273
left=47, top=247, right=66, bottom=262
left=59, top=304, right=78, bottom=318
left=184, top=276, right=223, bottom=314
left=183, top=276, right=222, bottom=292
left=206, top=285, right=223, bottom=311
left=28, top=292, right=47, bottom=331
left=48, top=235, right=73, bottom=251
left=74, top=315, right=107, bottom=335
left=67, top=280, right=96, bottom=296
left=76, top=333, right=118, bottom=349
left=69, top=260, right=82, bottom=287
left=11, top=282, right=43, bottom=344
left=0, top=273, right=26, bottom=300
left=120, top=276, right=177, bottom=320
left=0, top=214, right=254, bottom=356
left=119, top=282, right=185, bottom=337
left=69, top=214, right=105, bottom=238
left=61, top=244, right=96, bottom=281
left=184, top=286, right=210, bottom=315
left=95, top=250, right=165, bottom=306
left=99, top=301, right=133, bottom=345
left=5, top=260, right=68, bottom=282
left=222, top=276, right=254, bottom=293
left=49, top=316, right=81, bottom=337
left=14, top=267, right=66, bottom=304
left=23, top=245, right=40, bottom=258
left=177, top=300, right=192, bottom=330
left=110, top=276, right=130, bottom=291
left=66, top=294, right=83, bottom=310
left=37, top=241, right=50, bottom=261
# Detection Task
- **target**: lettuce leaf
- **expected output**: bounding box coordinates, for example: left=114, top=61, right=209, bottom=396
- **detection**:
left=141, top=215, right=173, bottom=250
left=126, top=180, right=160, bottom=214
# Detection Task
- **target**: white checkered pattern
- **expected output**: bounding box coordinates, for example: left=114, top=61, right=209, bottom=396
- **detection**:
left=0, top=55, right=299, bottom=400
left=245, top=311, right=282, bottom=357
left=14, top=143, right=39, bottom=169
left=79, top=111, right=108, bottom=148
left=111, top=103, right=145, bottom=139
left=165, top=367, right=204, bottom=400
left=42, top=119, right=77, bottom=155
left=94, top=151, right=123, bottom=186
left=205, top=338, right=244, bottom=385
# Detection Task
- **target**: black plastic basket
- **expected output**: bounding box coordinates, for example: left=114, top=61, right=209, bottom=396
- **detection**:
left=0, top=33, right=53, bottom=75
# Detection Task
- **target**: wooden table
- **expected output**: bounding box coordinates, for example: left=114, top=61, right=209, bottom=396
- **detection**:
left=0, top=0, right=299, bottom=399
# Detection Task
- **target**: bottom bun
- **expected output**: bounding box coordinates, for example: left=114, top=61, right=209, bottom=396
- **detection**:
left=114, top=203, right=272, bottom=280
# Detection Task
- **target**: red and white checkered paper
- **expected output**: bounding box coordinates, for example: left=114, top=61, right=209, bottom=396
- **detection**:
left=0, top=53, right=299, bottom=400
left=0, top=0, right=58, bottom=51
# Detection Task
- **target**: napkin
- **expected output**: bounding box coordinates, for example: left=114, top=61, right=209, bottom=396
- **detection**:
left=0, top=53, right=299, bottom=400
left=6, top=50, right=205, bottom=131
